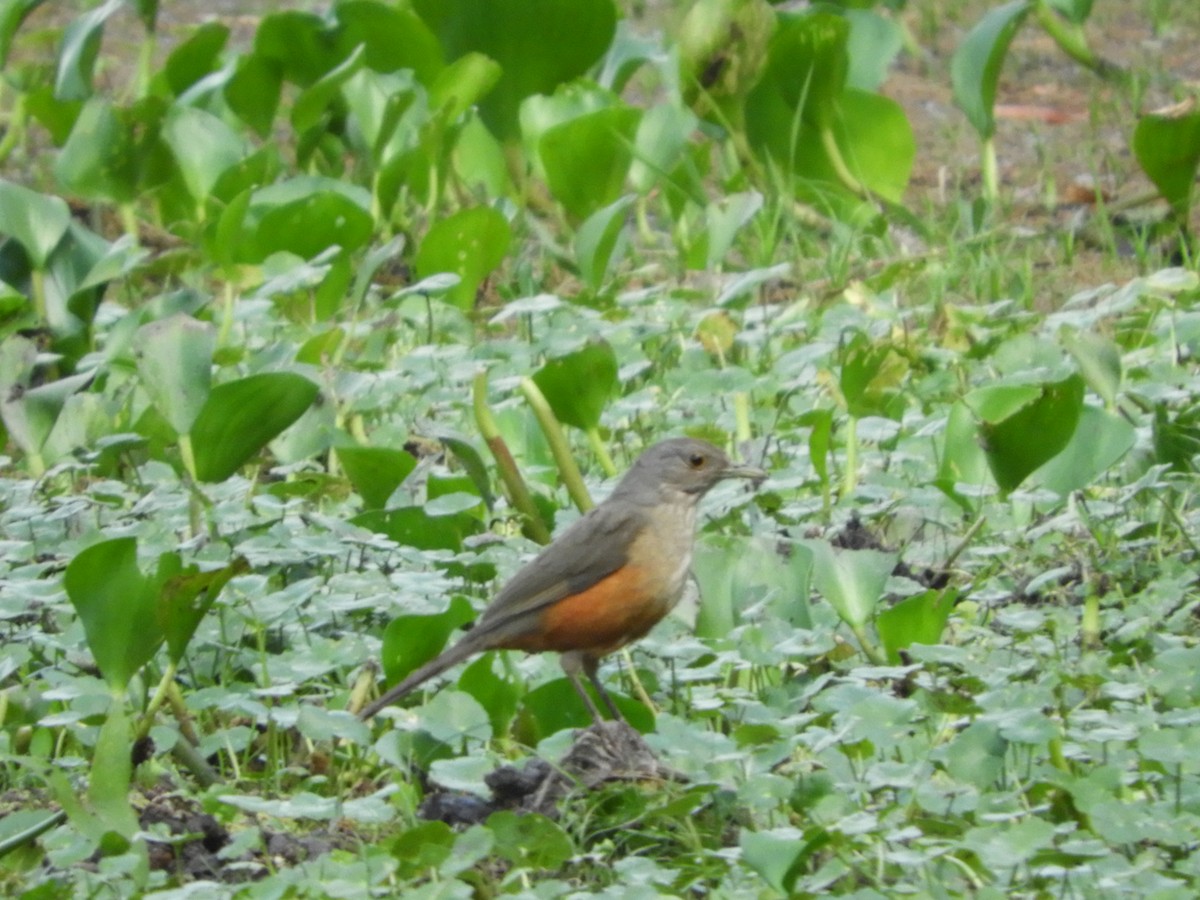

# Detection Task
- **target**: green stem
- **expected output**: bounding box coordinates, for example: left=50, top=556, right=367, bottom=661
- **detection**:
left=981, top=136, right=999, bottom=202
left=474, top=372, right=552, bottom=544
left=841, top=415, right=858, bottom=497
left=849, top=622, right=887, bottom=665
left=819, top=125, right=869, bottom=200
left=119, top=203, right=139, bottom=244
left=30, top=268, right=46, bottom=325
left=0, top=91, right=27, bottom=166
left=218, top=279, right=236, bottom=347
left=520, top=377, right=593, bottom=513
left=733, top=392, right=752, bottom=444
left=586, top=426, right=617, bottom=478
left=136, top=661, right=178, bottom=742
left=0, top=809, right=67, bottom=858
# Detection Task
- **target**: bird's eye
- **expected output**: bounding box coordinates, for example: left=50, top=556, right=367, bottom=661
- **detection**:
left=688, top=453, right=706, bottom=468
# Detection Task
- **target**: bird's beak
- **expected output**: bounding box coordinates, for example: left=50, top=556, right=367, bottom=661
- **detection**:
left=721, top=460, right=767, bottom=485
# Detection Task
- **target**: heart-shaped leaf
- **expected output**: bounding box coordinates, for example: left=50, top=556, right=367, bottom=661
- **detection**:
left=805, top=539, right=896, bottom=629
left=1132, top=105, right=1200, bottom=219
left=0, top=179, right=70, bottom=269
left=189, top=372, right=319, bottom=483
left=574, top=194, right=635, bottom=292
left=159, top=556, right=248, bottom=664
left=951, top=0, right=1031, bottom=139
left=134, top=313, right=214, bottom=436
left=162, top=106, right=249, bottom=208
left=380, top=595, right=475, bottom=686
left=53, top=0, right=122, bottom=101
left=538, top=106, right=641, bottom=220
left=414, top=206, right=511, bottom=310
left=64, top=537, right=165, bottom=692
left=336, top=445, right=417, bottom=510
left=877, top=589, right=957, bottom=665
left=531, top=340, right=618, bottom=432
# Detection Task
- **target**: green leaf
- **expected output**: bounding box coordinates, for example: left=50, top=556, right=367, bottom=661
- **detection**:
left=352, top=505, right=481, bottom=552
left=159, top=556, right=248, bottom=664
left=1062, top=330, right=1121, bottom=408
left=414, top=206, right=512, bottom=310
left=951, top=0, right=1031, bottom=139
left=379, top=595, right=475, bottom=686
left=805, top=540, right=896, bottom=628
left=745, top=12, right=850, bottom=136
left=574, top=194, right=635, bottom=292
left=134, top=313, right=214, bottom=437
left=1045, top=0, right=1094, bottom=24
left=430, top=52, right=501, bottom=121
left=332, top=1, right=443, bottom=85
left=0, top=179, right=70, bottom=268
left=1030, top=405, right=1134, bottom=496
left=741, top=828, right=824, bottom=895
left=292, top=43, right=367, bottom=135
left=252, top=9, right=340, bottom=87
left=704, top=191, right=762, bottom=269
left=0, top=0, right=44, bottom=68
left=189, top=373, right=319, bottom=483
left=56, top=97, right=172, bottom=205
left=457, top=653, right=521, bottom=737
left=162, top=106, right=249, bottom=207
left=877, top=589, right=957, bottom=665
left=487, top=811, right=573, bottom=869
left=1132, top=107, right=1200, bottom=218
left=163, top=21, right=229, bottom=96
left=238, top=178, right=374, bottom=262
left=336, top=445, right=417, bottom=509
left=844, top=8, right=904, bottom=91
left=969, top=374, right=1084, bottom=495
left=414, top=0, right=617, bottom=139
left=53, top=0, right=122, bottom=101
left=64, top=538, right=165, bottom=692
left=531, top=340, right=618, bottom=432
left=539, top=106, right=641, bottom=220
left=0, top=368, right=93, bottom=462
left=225, top=53, right=282, bottom=138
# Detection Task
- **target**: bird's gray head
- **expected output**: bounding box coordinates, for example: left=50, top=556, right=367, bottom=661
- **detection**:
left=612, top=437, right=766, bottom=503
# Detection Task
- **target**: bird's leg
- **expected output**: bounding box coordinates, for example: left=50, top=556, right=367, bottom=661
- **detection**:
left=560, top=651, right=619, bottom=727
left=581, top=653, right=626, bottom=724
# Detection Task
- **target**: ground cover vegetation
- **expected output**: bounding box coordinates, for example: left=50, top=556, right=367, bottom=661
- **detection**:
left=1, top=0, right=1200, bottom=895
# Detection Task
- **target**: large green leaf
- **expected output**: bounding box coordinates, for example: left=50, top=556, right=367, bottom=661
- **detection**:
left=159, top=557, right=248, bottom=664
left=413, top=0, right=617, bottom=139
left=573, top=194, right=635, bottom=292
left=134, top=314, right=214, bottom=436
left=236, top=178, right=375, bottom=262
left=877, top=589, right=957, bottom=665
left=189, top=373, right=319, bottom=483
left=950, top=0, right=1031, bottom=139
left=805, top=540, right=896, bottom=629
left=53, top=0, right=122, bottom=101
left=0, top=0, right=44, bottom=68
left=63, top=538, right=164, bottom=692
left=1132, top=108, right=1200, bottom=219
left=379, top=595, right=475, bottom=686
left=0, top=179, right=70, bottom=268
left=336, top=445, right=417, bottom=510
left=162, top=106, right=249, bottom=207
left=414, top=207, right=511, bottom=310
left=531, top=341, right=618, bottom=432
left=162, top=21, right=229, bottom=96
left=968, top=374, right=1084, bottom=495
left=538, top=106, right=641, bottom=219
left=1030, top=405, right=1134, bottom=496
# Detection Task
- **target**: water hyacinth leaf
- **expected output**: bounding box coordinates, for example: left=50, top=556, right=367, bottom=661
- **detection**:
left=970, top=374, right=1084, bottom=495
left=63, top=537, right=165, bottom=692
left=1046, top=0, right=1094, bottom=23
left=745, top=12, right=850, bottom=140
left=336, top=445, right=418, bottom=510
left=414, top=0, right=617, bottom=139
left=1062, top=330, right=1121, bottom=408
left=292, top=43, right=366, bottom=135
left=252, top=9, right=340, bottom=87
left=0, top=369, right=93, bottom=462
left=1132, top=106, right=1200, bottom=219
left=134, top=314, right=214, bottom=437
left=332, top=1, right=442, bottom=86
left=0, top=0, right=44, bottom=68
left=0, top=179, right=71, bottom=269
left=705, top=191, right=762, bottom=269
left=88, top=700, right=139, bottom=839
left=458, top=653, right=521, bottom=736
left=531, top=340, right=618, bottom=431
left=574, top=194, right=635, bottom=292
left=677, top=0, right=776, bottom=121
left=823, top=89, right=914, bottom=204
left=236, top=178, right=374, bottom=262
left=53, top=0, right=122, bottom=101
left=430, top=53, right=501, bottom=121
left=844, top=8, right=904, bottom=91
left=162, top=106, right=249, bottom=207
left=629, top=102, right=697, bottom=192
left=352, top=505, right=481, bottom=552
left=805, top=540, right=895, bottom=629
left=876, top=589, right=957, bottom=665
left=519, top=677, right=651, bottom=739
left=487, top=811, right=573, bottom=869
left=538, top=106, right=642, bottom=220
left=163, top=21, right=229, bottom=96
left=225, top=53, right=282, bottom=137
left=189, top=372, right=319, bottom=483
left=379, top=595, right=475, bottom=686
left=1153, top=402, right=1200, bottom=472
left=414, top=207, right=511, bottom=310
left=1030, top=405, right=1134, bottom=496
left=951, top=0, right=1031, bottom=139
left=160, top=557, right=249, bottom=664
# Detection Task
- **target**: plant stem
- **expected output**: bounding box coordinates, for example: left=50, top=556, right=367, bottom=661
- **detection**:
left=981, top=136, right=999, bottom=202
left=841, top=415, right=858, bottom=497
left=520, top=377, right=593, bottom=513
left=1033, top=2, right=1126, bottom=83
left=820, top=125, right=869, bottom=200
left=474, top=372, right=552, bottom=544
left=586, top=426, right=617, bottom=477
left=136, top=661, right=178, bottom=742
left=849, top=622, right=887, bottom=665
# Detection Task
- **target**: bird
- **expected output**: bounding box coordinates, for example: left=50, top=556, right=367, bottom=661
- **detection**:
left=358, top=437, right=766, bottom=725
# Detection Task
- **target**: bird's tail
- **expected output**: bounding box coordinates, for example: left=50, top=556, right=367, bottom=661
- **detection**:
left=357, top=636, right=482, bottom=721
